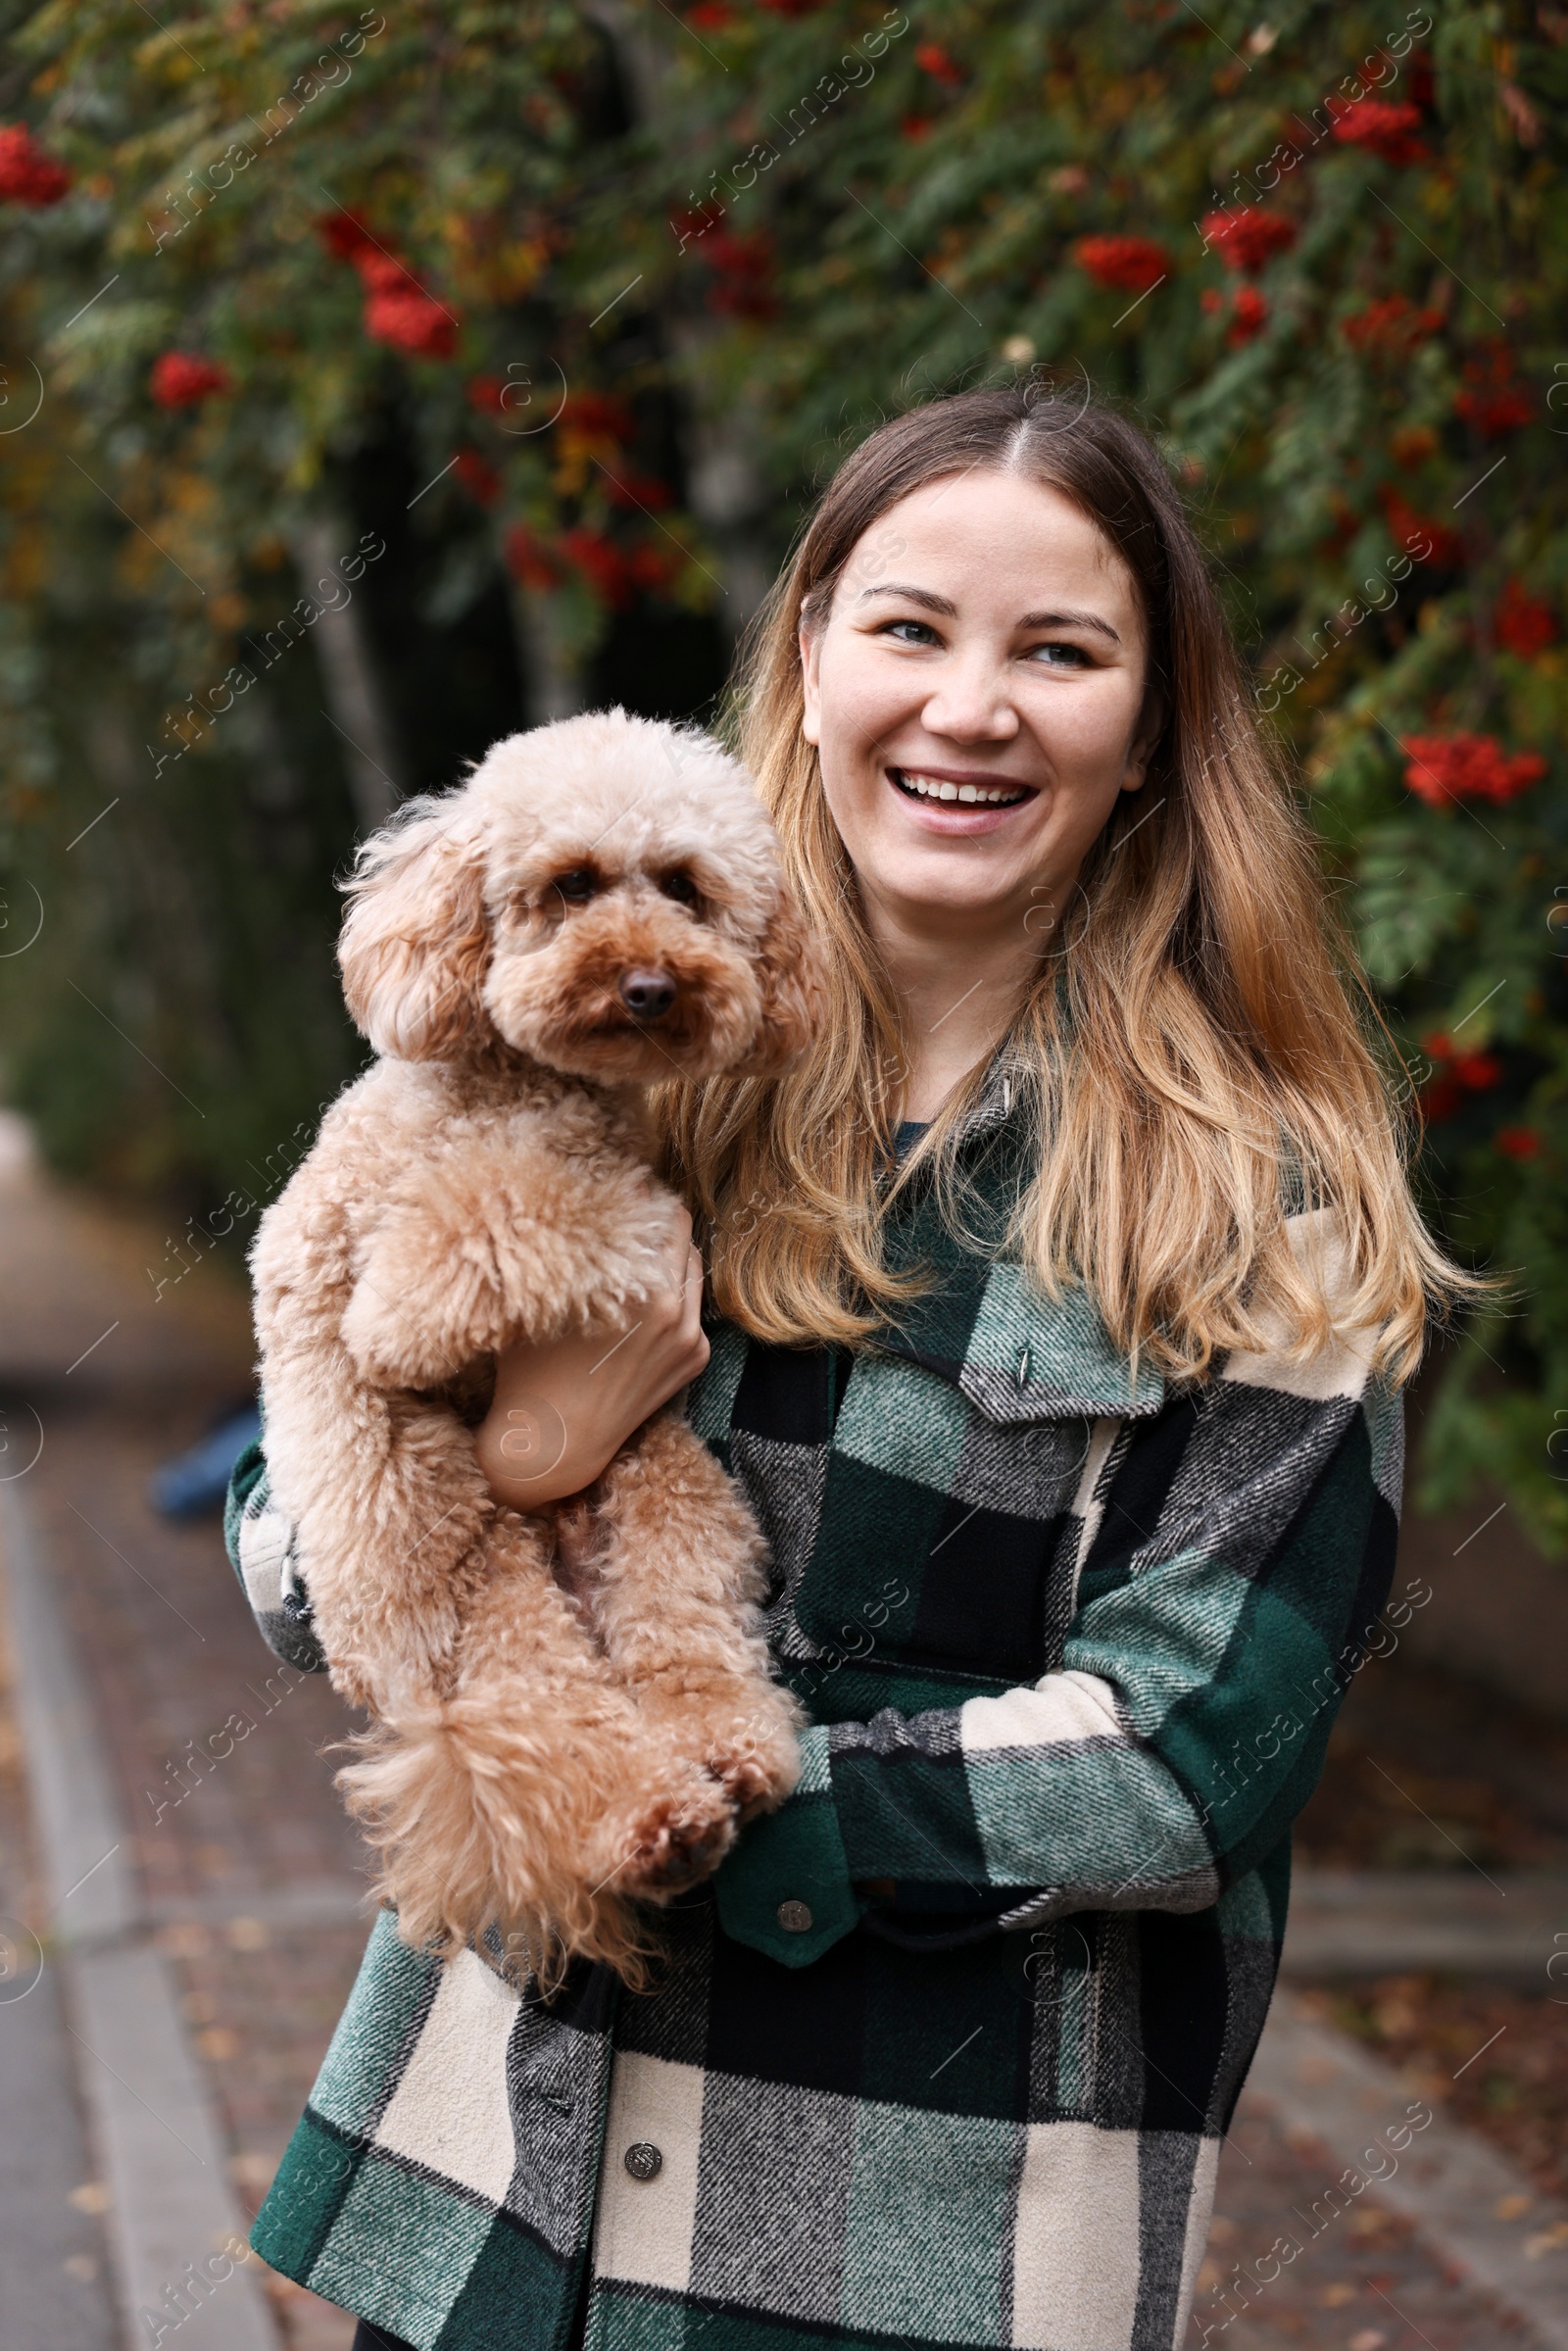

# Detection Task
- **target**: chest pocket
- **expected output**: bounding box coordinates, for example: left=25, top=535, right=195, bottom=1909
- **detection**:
left=791, top=1349, right=1096, bottom=1688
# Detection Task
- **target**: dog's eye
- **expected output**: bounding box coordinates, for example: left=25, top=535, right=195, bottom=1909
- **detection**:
left=660, top=870, right=699, bottom=906
left=553, top=868, right=598, bottom=906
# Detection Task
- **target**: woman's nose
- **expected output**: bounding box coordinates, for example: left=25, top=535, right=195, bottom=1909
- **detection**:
left=918, top=658, right=1020, bottom=742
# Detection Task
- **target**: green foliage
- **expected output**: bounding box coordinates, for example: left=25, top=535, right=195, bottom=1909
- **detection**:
left=0, top=0, right=1564, bottom=1542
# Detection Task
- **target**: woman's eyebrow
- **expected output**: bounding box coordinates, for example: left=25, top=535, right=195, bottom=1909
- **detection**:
left=856, top=582, right=956, bottom=614
left=1019, top=608, right=1121, bottom=643
left=857, top=582, right=1121, bottom=645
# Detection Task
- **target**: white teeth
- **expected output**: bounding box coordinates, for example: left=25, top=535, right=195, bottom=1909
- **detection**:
left=895, top=769, right=1025, bottom=807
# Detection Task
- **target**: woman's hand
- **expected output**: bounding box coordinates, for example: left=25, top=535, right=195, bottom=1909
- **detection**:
left=473, top=1209, right=710, bottom=1507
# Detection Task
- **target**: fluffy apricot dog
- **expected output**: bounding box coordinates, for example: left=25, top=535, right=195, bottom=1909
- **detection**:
left=250, top=710, right=815, bottom=1982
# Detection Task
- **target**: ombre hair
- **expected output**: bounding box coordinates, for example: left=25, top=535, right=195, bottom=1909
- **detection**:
left=659, top=383, right=1469, bottom=1384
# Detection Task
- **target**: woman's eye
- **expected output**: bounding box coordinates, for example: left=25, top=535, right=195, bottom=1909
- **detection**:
left=1028, top=641, right=1094, bottom=668
left=660, top=870, right=699, bottom=906
left=879, top=618, right=940, bottom=645
left=553, top=868, right=598, bottom=905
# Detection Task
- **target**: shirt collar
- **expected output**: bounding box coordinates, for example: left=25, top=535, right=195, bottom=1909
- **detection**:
left=874, top=1048, right=1166, bottom=1422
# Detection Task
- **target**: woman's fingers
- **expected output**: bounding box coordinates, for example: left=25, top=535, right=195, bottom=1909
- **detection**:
left=680, top=1243, right=710, bottom=1379
left=682, top=1242, right=705, bottom=1325
left=664, top=1202, right=696, bottom=1283
left=650, top=1246, right=709, bottom=1405
left=648, top=1208, right=696, bottom=1334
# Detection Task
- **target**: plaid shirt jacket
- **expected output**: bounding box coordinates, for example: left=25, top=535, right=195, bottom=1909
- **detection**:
left=226, top=1063, right=1401, bottom=2351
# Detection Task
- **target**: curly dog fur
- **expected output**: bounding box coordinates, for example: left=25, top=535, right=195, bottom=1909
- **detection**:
left=250, top=710, right=817, bottom=1983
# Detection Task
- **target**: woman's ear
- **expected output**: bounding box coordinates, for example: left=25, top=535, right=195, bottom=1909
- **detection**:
left=799, top=617, right=823, bottom=748
left=338, top=802, right=494, bottom=1060
left=1120, top=687, right=1166, bottom=794
left=736, top=883, right=827, bottom=1076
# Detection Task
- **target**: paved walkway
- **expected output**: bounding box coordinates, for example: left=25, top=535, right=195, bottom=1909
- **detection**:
left=0, top=1555, right=114, bottom=2351
left=0, top=1123, right=364, bottom=2350
left=0, top=1117, right=1563, bottom=2349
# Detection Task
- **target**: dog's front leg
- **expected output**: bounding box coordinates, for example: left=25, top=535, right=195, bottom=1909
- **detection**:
left=340, top=1143, right=684, bottom=1394
left=585, top=1413, right=804, bottom=1819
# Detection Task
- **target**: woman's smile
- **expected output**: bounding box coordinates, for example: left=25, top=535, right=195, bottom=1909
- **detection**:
left=886, top=762, right=1038, bottom=829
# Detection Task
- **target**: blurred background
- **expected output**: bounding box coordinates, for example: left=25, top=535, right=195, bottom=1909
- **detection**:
left=0, top=1, right=1563, bottom=2344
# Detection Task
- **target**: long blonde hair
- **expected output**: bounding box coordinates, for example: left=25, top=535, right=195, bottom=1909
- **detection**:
left=661, top=384, right=1468, bottom=1385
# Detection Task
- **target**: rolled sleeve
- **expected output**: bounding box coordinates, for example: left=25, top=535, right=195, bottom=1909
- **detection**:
left=711, top=1729, right=864, bottom=1965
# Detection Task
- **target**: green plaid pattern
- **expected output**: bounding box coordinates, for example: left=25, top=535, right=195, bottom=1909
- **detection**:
left=232, top=1061, right=1400, bottom=2349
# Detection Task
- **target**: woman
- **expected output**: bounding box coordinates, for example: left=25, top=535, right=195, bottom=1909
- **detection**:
left=227, top=383, right=1456, bottom=2351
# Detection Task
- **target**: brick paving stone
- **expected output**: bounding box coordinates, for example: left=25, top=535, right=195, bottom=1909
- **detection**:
left=27, top=1399, right=364, bottom=1912
left=1200, top=2090, right=1553, bottom=2348
left=0, top=1149, right=367, bottom=2346
left=26, top=1401, right=371, bottom=2348
left=0, top=1487, right=118, bottom=2347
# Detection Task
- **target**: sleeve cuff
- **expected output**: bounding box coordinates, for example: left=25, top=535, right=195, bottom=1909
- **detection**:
left=222, top=1436, right=270, bottom=1578
left=711, top=1728, right=862, bottom=1967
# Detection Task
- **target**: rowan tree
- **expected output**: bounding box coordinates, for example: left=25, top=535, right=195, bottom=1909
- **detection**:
left=0, top=0, right=1562, bottom=1539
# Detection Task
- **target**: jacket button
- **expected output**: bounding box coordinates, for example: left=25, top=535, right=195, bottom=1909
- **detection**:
left=777, top=1899, right=813, bottom=1933
left=624, top=2142, right=662, bottom=2180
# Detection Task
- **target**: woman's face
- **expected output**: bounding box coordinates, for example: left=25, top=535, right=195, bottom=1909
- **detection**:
left=800, top=468, right=1160, bottom=942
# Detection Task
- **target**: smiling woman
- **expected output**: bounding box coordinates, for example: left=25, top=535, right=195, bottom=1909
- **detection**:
left=670, top=387, right=1469, bottom=1376
left=231, top=384, right=1477, bottom=2351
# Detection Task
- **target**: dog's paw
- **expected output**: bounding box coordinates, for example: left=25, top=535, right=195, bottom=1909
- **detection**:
left=603, top=1769, right=736, bottom=1899
left=651, top=1684, right=803, bottom=1824
left=707, top=1741, right=793, bottom=1821
left=705, top=1714, right=801, bottom=1822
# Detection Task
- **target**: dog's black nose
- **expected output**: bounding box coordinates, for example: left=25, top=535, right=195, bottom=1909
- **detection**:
left=618, top=967, right=676, bottom=1020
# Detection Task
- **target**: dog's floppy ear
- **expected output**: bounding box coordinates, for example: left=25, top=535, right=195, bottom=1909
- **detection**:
left=338, top=798, right=493, bottom=1060
left=735, top=883, right=826, bottom=1077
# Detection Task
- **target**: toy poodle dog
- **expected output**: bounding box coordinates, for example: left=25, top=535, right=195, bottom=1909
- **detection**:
left=250, top=710, right=815, bottom=1982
